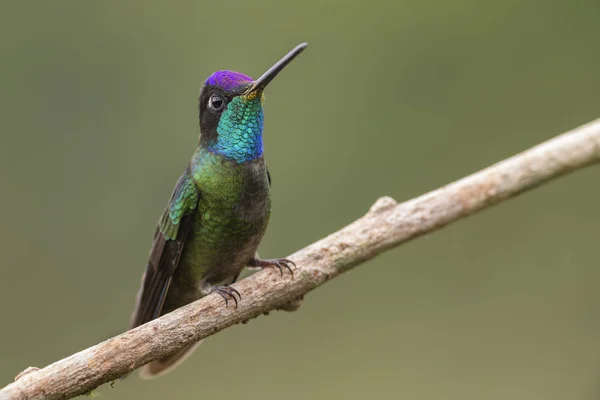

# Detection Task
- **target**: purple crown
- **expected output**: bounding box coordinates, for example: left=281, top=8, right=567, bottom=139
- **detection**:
left=205, top=71, right=253, bottom=92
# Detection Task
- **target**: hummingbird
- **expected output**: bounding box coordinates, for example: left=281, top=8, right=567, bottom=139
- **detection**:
left=130, top=43, right=307, bottom=379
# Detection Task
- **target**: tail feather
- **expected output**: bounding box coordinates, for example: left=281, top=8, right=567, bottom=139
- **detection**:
left=139, top=340, right=204, bottom=380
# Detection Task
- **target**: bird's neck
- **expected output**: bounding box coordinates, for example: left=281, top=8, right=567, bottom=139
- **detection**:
left=206, top=98, right=264, bottom=163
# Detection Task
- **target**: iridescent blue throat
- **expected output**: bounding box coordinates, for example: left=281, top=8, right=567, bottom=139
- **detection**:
left=208, top=96, right=264, bottom=163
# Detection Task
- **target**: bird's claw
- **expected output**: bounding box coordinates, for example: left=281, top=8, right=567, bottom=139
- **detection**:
left=213, top=286, right=242, bottom=308
left=253, top=258, right=296, bottom=278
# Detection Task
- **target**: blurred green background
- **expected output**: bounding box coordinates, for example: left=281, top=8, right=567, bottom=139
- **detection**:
left=1, top=1, right=600, bottom=399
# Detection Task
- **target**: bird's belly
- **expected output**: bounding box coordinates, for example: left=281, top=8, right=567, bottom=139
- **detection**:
left=168, top=188, right=271, bottom=304
left=160, top=205, right=269, bottom=315
left=190, top=200, right=270, bottom=283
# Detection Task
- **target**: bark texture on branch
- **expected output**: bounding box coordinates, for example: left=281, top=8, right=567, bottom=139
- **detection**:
left=2, top=118, right=600, bottom=400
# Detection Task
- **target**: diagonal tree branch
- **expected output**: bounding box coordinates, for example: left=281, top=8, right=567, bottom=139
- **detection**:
left=2, top=118, right=600, bottom=400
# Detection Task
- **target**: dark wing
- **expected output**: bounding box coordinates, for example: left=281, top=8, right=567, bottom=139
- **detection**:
left=131, top=168, right=200, bottom=328
left=267, top=167, right=271, bottom=187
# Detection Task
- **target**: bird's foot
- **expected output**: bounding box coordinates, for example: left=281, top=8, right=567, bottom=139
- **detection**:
left=249, top=257, right=296, bottom=278
left=212, top=285, right=242, bottom=308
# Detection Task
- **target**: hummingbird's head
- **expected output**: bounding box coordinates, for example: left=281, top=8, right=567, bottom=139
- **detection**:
left=198, top=43, right=307, bottom=163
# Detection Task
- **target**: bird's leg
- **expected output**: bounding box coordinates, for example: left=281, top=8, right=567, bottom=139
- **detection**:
left=213, top=286, right=242, bottom=308
left=201, top=281, right=242, bottom=308
left=242, top=255, right=302, bottom=314
left=248, top=256, right=296, bottom=278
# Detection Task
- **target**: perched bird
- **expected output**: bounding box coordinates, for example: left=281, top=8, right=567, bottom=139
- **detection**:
left=130, top=43, right=307, bottom=379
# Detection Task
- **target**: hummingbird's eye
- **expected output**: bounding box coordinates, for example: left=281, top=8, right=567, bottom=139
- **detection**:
left=208, top=94, right=225, bottom=111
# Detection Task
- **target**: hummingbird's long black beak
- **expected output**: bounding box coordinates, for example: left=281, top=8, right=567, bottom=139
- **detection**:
left=248, top=43, right=307, bottom=93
